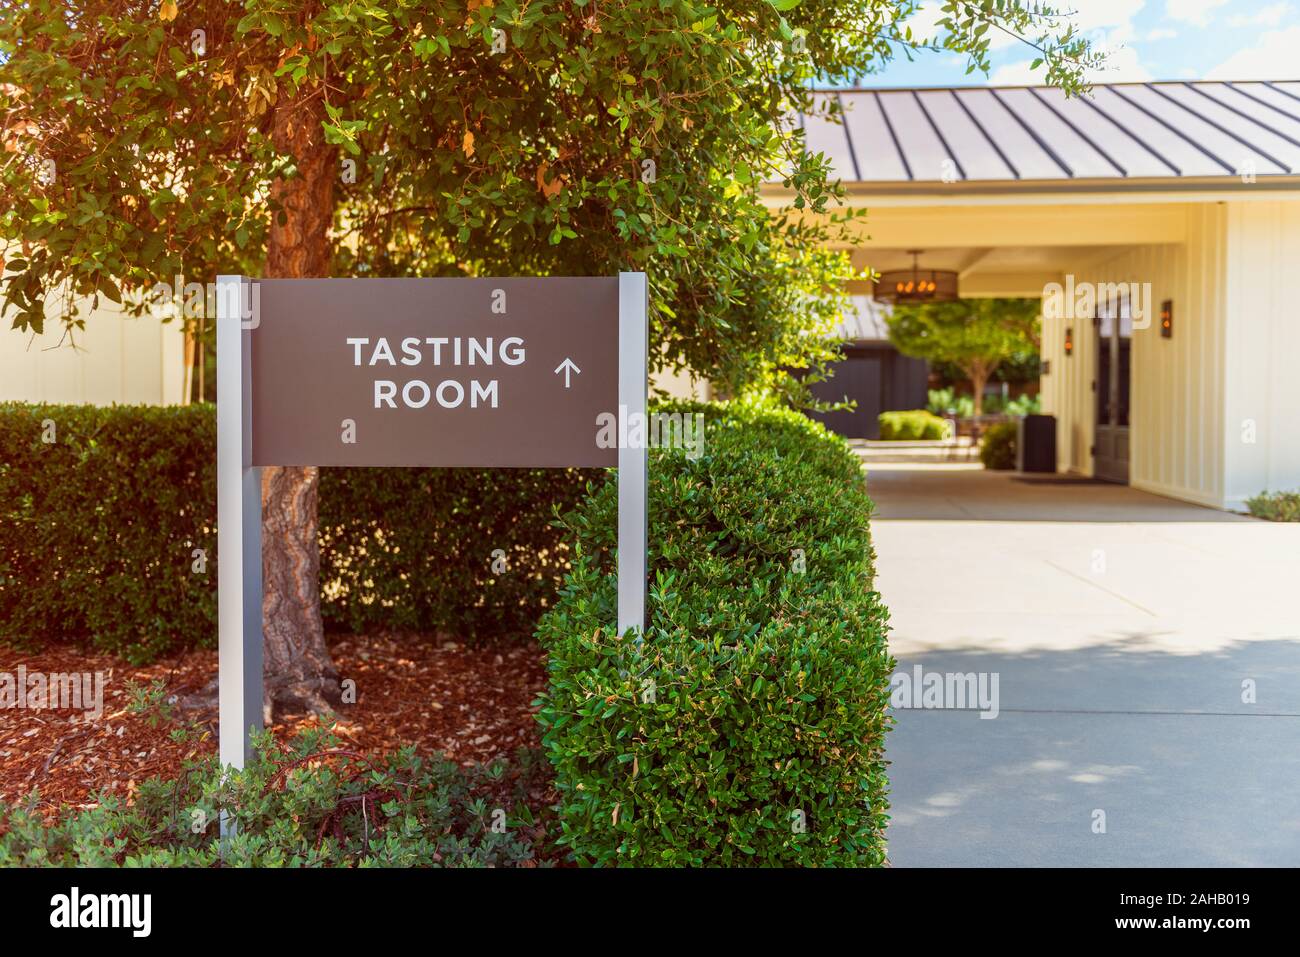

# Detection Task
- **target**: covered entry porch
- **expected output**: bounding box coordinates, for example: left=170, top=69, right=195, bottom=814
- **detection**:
left=821, top=194, right=1300, bottom=510
left=773, top=81, right=1300, bottom=510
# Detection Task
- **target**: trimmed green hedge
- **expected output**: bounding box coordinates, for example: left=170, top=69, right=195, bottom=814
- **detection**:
left=319, top=466, right=597, bottom=637
left=0, top=403, right=216, bottom=664
left=878, top=408, right=948, bottom=441
left=536, top=401, right=893, bottom=866
left=980, top=421, right=1017, bottom=470
left=0, top=402, right=595, bottom=663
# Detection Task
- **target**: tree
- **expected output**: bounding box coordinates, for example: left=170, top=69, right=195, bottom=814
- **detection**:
left=887, top=298, right=1041, bottom=416
left=1, top=1, right=1097, bottom=713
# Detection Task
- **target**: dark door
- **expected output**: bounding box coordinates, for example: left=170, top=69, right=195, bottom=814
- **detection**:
left=806, top=350, right=884, bottom=438
left=805, top=345, right=930, bottom=439
left=1094, top=297, right=1132, bottom=483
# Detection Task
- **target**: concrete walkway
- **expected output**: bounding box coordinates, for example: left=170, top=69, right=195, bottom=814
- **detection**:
left=867, top=465, right=1300, bottom=866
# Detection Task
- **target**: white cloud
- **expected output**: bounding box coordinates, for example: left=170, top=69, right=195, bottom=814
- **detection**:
left=1165, top=0, right=1228, bottom=27
left=896, top=0, right=1155, bottom=85
left=1070, top=0, right=1146, bottom=34
left=1147, top=28, right=1178, bottom=40
left=989, top=42, right=1153, bottom=86
left=901, top=0, right=1142, bottom=51
left=896, top=3, right=949, bottom=42
left=898, top=2, right=1019, bottom=49
left=977, top=0, right=1146, bottom=82
left=988, top=59, right=1041, bottom=85
left=1207, top=25, right=1300, bottom=79
left=1226, top=2, right=1294, bottom=28
left=1087, top=45, right=1155, bottom=82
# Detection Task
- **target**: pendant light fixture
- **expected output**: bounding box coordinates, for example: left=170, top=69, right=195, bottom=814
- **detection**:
left=874, top=250, right=959, bottom=304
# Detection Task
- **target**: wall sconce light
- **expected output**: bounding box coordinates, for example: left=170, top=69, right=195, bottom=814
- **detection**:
left=1064, top=327, right=1074, bottom=356
left=1161, top=300, right=1173, bottom=338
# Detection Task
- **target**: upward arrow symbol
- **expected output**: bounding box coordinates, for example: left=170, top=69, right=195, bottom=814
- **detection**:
left=554, top=357, right=580, bottom=388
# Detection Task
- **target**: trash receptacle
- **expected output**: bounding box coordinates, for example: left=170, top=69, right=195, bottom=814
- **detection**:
left=1017, top=414, right=1056, bottom=473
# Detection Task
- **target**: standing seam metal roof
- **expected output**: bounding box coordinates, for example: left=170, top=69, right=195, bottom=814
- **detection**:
left=799, top=81, right=1300, bottom=183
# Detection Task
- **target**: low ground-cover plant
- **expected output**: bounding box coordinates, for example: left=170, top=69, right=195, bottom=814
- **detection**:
left=878, top=408, right=949, bottom=441
left=0, top=726, right=548, bottom=867
left=986, top=392, right=1041, bottom=416
left=980, top=422, right=1018, bottom=470
left=927, top=388, right=1040, bottom=418
left=536, top=401, right=893, bottom=867
left=927, top=387, right=975, bottom=418
left=0, top=402, right=594, bottom=662
left=1245, top=489, right=1300, bottom=522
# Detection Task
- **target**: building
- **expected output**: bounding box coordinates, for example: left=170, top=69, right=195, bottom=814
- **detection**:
left=804, top=294, right=929, bottom=439
left=771, top=80, right=1300, bottom=510
left=0, top=288, right=187, bottom=406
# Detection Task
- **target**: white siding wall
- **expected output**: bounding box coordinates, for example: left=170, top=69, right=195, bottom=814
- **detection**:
left=1043, top=199, right=1300, bottom=511
left=1222, top=200, right=1300, bottom=508
left=1039, top=285, right=1089, bottom=475
left=1125, top=206, right=1229, bottom=508
left=0, top=297, right=186, bottom=406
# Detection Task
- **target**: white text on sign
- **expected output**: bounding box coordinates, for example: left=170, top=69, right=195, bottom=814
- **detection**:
left=346, top=335, right=527, bottom=410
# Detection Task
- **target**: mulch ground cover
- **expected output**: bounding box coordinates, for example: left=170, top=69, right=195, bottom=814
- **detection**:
left=0, top=632, right=557, bottom=851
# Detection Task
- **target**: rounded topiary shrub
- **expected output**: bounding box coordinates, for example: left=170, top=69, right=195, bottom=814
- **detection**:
left=536, top=401, right=893, bottom=867
left=980, top=421, right=1018, bottom=470
left=878, top=409, right=949, bottom=441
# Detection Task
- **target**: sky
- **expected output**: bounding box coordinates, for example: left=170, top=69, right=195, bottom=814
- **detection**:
left=863, top=0, right=1300, bottom=87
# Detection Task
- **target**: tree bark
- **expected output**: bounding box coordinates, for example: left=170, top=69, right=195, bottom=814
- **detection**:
left=259, top=85, right=340, bottom=717
left=963, top=361, right=996, bottom=418
left=260, top=465, right=338, bottom=716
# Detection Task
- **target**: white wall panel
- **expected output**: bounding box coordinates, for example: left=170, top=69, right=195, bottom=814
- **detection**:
left=1045, top=204, right=1232, bottom=508
left=0, top=294, right=186, bottom=406
left=1223, top=200, right=1300, bottom=508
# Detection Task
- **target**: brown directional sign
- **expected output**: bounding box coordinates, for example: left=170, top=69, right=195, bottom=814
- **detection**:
left=249, top=277, right=619, bottom=468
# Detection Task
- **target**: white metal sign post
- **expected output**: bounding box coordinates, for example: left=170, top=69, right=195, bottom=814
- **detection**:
left=216, top=275, right=262, bottom=772
left=617, top=272, right=648, bottom=644
left=216, top=273, right=647, bottom=780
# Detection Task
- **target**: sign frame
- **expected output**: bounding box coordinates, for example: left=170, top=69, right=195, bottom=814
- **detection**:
left=216, top=273, right=647, bottom=780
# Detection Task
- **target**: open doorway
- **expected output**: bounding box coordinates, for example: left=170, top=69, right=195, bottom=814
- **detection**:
left=1093, top=294, right=1132, bottom=484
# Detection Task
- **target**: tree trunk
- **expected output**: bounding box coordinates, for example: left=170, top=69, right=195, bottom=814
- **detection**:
left=259, top=85, right=340, bottom=717
left=965, top=361, right=994, bottom=418
left=260, top=465, right=338, bottom=716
